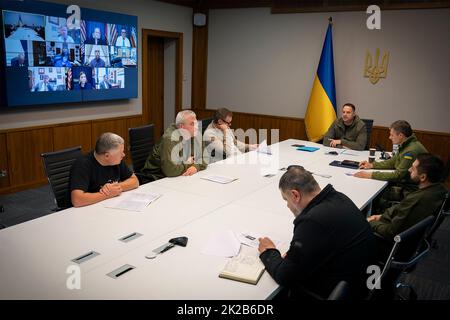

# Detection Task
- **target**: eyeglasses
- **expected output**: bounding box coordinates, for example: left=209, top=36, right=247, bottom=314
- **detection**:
left=221, top=119, right=232, bottom=126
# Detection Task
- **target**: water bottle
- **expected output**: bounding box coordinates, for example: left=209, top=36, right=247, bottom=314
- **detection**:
left=392, top=144, right=399, bottom=156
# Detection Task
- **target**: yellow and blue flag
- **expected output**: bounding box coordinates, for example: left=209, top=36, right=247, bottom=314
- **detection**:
left=305, top=21, right=337, bottom=142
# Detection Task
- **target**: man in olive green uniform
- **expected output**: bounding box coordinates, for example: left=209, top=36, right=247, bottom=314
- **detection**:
left=323, top=103, right=367, bottom=151
left=354, top=120, right=428, bottom=208
left=141, top=110, right=207, bottom=180
left=368, top=153, right=447, bottom=241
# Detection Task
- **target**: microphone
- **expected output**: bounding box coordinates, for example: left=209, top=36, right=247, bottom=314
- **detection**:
left=376, top=144, right=391, bottom=160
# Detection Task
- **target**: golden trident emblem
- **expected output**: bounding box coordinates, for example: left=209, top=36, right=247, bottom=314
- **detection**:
left=364, top=48, right=389, bottom=84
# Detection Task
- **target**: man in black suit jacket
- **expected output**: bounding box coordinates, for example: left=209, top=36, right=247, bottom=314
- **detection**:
left=258, top=166, right=375, bottom=299
left=84, top=27, right=107, bottom=45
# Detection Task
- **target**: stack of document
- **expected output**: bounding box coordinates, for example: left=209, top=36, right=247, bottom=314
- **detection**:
left=105, top=192, right=162, bottom=212
left=256, top=140, right=272, bottom=155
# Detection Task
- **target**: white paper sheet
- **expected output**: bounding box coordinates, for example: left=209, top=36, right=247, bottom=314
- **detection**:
left=201, top=230, right=241, bottom=257
left=256, top=140, right=272, bottom=155
left=236, top=231, right=283, bottom=249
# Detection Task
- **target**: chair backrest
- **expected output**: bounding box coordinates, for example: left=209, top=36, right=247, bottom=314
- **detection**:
left=128, top=124, right=155, bottom=173
left=425, top=190, right=450, bottom=244
left=41, top=146, right=82, bottom=210
left=327, top=281, right=350, bottom=300
left=199, top=117, right=212, bottom=136
left=361, top=118, right=374, bottom=150
left=371, top=215, right=435, bottom=298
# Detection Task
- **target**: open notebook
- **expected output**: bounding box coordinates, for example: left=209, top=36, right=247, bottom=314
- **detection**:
left=219, top=245, right=265, bottom=285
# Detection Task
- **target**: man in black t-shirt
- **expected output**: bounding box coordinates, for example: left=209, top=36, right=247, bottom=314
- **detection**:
left=258, top=166, right=375, bottom=299
left=70, top=132, right=139, bottom=207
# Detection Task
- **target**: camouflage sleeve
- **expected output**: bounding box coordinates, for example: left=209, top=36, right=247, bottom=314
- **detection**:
left=160, top=137, right=189, bottom=177
left=372, top=154, right=414, bottom=182
left=371, top=195, right=419, bottom=240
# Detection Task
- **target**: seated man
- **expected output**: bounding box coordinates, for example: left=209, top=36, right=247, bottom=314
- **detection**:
left=354, top=120, right=428, bottom=208
left=99, top=74, right=112, bottom=89
left=115, top=28, right=131, bottom=47
left=203, top=108, right=257, bottom=162
left=32, top=74, right=54, bottom=92
left=89, top=50, right=106, bottom=68
left=53, top=48, right=72, bottom=67
left=141, top=110, right=207, bottom=180
left=323, top=103, right=367, bottom=150
left=57, top=25, right=74, bottom=43
left=70, top=132, right=139, bottom=207
left=368, top=153, right=447, bottom=242
left=85, top=27, right=107, bottom=45
left=258, top=166, right=374, bottom=299
left=11, top=53, right=28, bottom=67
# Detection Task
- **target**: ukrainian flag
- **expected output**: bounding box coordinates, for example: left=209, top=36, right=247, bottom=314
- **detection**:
left=305, top=20, right=337, bottom=142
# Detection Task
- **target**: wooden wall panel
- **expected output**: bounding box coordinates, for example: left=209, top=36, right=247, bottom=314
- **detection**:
left=92, top=118, right=129, bottom=163
left=148, top=36, right=165, bottom=137
left=7, top=128, right=53, bottom=186
left=0, top=133, right=9, bottom=189
left=126, top=116, right=144, bottom=133
left=194, top=108, right=450, bottom=163
left=53, top=122, right=92, bottom=153
left=125, top=116, right=144, bottom=159
left=0, top=112, right=448, bottom=194
left=91, top=119, right=127, bottom=146
left=191, top=11, right=209, bottom=110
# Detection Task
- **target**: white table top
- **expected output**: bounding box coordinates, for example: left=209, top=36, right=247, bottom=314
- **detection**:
left=0, top=139, right=387, bottom=299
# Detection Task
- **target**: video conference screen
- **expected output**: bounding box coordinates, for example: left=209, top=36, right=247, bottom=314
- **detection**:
left=0, top=0, right=138, bottom=107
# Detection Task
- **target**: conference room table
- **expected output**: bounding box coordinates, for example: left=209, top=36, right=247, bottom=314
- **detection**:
left=0, top=139, right=387, bottom=299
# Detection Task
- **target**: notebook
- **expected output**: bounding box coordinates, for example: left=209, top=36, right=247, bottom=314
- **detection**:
left=329, top=160, right=360, bottom=169
left=219, top=245, right=265, bottom=285
left=297, top=146, right=320, bottom=152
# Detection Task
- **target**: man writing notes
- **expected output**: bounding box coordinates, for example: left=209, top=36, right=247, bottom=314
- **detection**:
left=258, top=166, right=374, bottom=299
left=323, top=103, right=367, bottom=150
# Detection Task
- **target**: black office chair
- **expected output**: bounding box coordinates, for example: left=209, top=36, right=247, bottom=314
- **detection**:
left=327, top=281, right=350, bottom=300
left=41, top=146, right=82, bottom=211
left=425, top=191, right=450, bottom=249
left=128, top=124, right=155, bottom=185
left=0, top=204, right=5, bottom=229
left=368, top=215, right=435, bottom=300
left=361, top=118, right=374, bottom=150
left=199, top=117, right=212, bottom=136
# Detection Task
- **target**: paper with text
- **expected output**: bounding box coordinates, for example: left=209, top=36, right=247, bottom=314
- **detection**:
left=105, top=192, right=161, bottom=212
